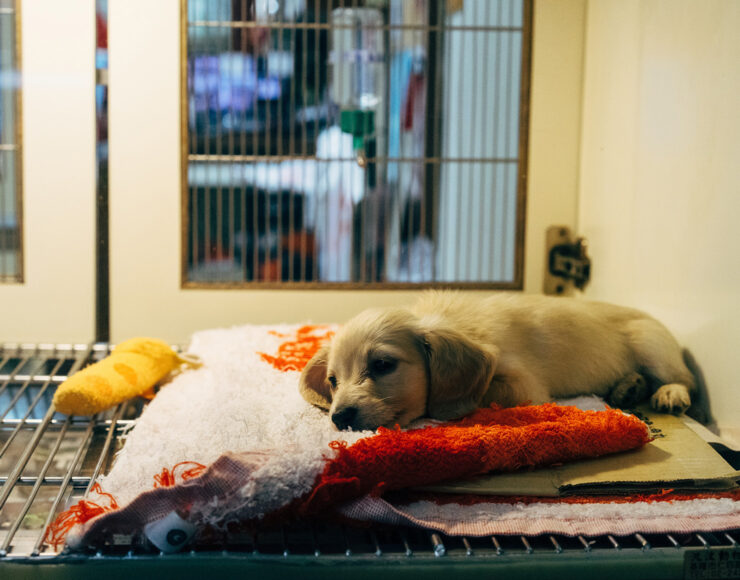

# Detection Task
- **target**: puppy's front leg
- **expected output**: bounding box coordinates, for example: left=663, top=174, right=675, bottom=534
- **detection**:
left=651, top=383, right=692, bottom=414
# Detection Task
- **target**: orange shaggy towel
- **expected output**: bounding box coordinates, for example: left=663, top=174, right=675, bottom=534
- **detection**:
left=300, top=404, right=651, bottom=514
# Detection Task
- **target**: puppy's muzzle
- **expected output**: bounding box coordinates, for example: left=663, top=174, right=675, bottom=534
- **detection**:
left=331, top=406, right=358, bottom=430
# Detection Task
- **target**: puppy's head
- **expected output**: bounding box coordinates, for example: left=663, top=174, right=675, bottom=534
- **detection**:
left=299, top=308, right=496, bottom=430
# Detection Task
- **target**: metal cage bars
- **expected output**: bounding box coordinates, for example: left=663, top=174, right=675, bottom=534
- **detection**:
left=182, top=0, right=532, bottom=289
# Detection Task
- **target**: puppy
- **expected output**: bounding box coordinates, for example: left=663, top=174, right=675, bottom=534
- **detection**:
left=299, top=291, right=696, bottom=431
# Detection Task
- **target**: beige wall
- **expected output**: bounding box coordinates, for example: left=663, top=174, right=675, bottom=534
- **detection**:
left=525, top=0, right=585, bottom=292
left=578, top=0, right=740, bottom=443
left=0, top=0, right=96, bottom=344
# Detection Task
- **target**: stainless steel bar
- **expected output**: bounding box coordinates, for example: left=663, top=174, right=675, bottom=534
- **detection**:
left=287, top=14, right=297, bottom=282
left=189, top=21, right=524, bottom=33
left=381, top=6, right=392, bottom=283
left=214, top=10, right=225, bottom=280
left=520, top=536, right=533, bottom=554
left=262, top=22, right=273, bottom=284
left=724, top=532, right=738, bottom=547
left=250, top=12, right=259, bottom=284
left=185, top=10, right=196, bottom=282
left=403, top=25, right=413, bottom=283
left=199, top=3, right=212, bottom=276
left=399, top=529, right=412, bottom=557
left=549, top=535, right=562, bottom=553
left=299, top=1, right=310, bottom=283
left=502, top=0, right=516, bottom=281
left=491, top=535, right=504, bottom=555
left=0, top=349, right=35, bottom=399
left=239, top=0, right=248, bottom=281
left=0, top=356, right=49, bottom=421
left=30, top=413, right=101, bottom=556
left=341, top=525, right=353, bottom=557
left=0, top=352, right=12, bottom=378
left=0, top=416, right=72, bottom=556
left=666, top=534, right=680, bottom=548
left=0, top=475, right=97, bottom=486
left=280, top=526, right=289, bottom=556
left=83, top=403, right=125, bottom=495
left=455, top=25, right=466, bottom=281
left=696, top=533, right=710, bottom=549
left=227, top=20, right=237, bottom=283
left=462, top=536, right=474, bottom=556
left=476, top=0, right=493, bottom=281
left=430, top=532, right=445, bottom=557
left=0, top=357, right=64, bottom=456
left=276, top=11, right=285, bottom=283
left=369, top=529, right=382, bottom=556
left=490, top=0, right=505, bottom=282
left=578, top=535, right=592, bottom=552
left=468, top=2, right=481, bottom=282
left=310, top=524, right=320, bottom=557
left=416, top=13, right=425, bottom=282
left=430, top=0, right=444, bottom=282
left=189, top=153, right=519, bottom=163
left=439, top=6, right=453, bottom=281
left=0, top=404, right=56, bottom=512
left=634, top=533, right=650, bottom=550
left=352, top=0, right=367, bottom=284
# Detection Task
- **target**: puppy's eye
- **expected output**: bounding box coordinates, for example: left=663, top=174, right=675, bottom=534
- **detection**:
left=327, top=375, right=337, bottom=391
left=370, top=358, right=398, bottom=376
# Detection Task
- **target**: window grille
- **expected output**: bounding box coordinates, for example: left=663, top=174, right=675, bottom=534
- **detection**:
left=0, top=0, right=21, bottom=283
left=183, top=0, right=531, bottom=288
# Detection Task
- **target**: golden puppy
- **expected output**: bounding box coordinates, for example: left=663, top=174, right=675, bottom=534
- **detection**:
left=299, top=291, right=695, bottom=431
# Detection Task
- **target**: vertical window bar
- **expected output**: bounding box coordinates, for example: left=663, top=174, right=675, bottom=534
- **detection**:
left=470, top=3, right=482, bottom=281
left=504, top=0, right=515, bottom=282
left=215, top=6, right=224, bottom=279
left=250, top=1, right=259, bottom=282
left=456, top=24, right=466, bottom=281
left=239, top=0, right=248, bottom=282
left=429, top=1, right=444, bottom=283
left=276, top=5, right=284, bottom=283
left=287, top=20, right=296, bottom=283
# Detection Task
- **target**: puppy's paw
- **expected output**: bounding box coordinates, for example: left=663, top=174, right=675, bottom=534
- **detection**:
left=650, top=383, right=691, bottom=414
left=607, top=372, right=649, bottom=409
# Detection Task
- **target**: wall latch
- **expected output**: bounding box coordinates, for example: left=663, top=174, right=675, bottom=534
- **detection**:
left=544, top=226, right=591, bottom=295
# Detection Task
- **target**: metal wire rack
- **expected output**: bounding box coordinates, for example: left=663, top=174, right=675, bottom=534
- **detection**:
left=0, top=343, right=738, bottom=579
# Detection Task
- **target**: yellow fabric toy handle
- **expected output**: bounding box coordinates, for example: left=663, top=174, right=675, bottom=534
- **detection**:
left=52, top=338, right=201, bottom=416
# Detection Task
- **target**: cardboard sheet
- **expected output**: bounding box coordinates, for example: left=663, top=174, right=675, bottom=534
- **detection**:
left=422, top=406, right=740, bottom=496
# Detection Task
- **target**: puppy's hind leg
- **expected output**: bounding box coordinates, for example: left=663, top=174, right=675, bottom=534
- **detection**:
left=626, top=318, right=695, bottom=414
left=606, top=372, right=649, bottom=409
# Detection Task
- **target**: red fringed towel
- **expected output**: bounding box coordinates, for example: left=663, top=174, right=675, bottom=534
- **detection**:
left=301, top=404, right=650, bottom=514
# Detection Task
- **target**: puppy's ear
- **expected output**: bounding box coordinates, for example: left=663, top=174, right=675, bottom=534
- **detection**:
left=422, top=325, right=497, bottom=421
left=299, top=345, right=333, bottom=410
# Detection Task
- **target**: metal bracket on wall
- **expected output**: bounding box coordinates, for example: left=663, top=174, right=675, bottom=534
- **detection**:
left=544, top=226, right=591, bottom=296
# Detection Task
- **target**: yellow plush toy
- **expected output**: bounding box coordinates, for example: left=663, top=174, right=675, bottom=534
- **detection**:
left=52, top=337, right=201, bottom=416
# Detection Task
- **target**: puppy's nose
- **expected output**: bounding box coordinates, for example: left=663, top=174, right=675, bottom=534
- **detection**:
left=331, top=407, right=358, bottom=430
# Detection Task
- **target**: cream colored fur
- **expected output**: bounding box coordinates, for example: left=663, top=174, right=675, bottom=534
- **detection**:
left=299, top=291, right=695, bottom=431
